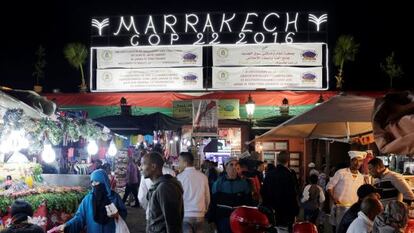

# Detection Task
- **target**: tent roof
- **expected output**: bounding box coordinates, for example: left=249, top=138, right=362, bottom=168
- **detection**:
left=254, top=95, right=376, bottom=141
left=94, top=112, right=190, bottom=135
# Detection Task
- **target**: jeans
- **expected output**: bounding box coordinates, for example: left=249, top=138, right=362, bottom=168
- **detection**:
left=216, top=218, right=231, bottom=233
left=183, top=217, right=205, bottom=233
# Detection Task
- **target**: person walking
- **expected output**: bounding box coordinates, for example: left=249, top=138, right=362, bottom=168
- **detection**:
left=301, top=174, right=326, bottom=224
left=208, top=157, right=252, bottom=233
left=177, top=152, right=210, bottom=233
left=142, top=152, right=184, bottom=233
left=56, top=169, right=127, bottom=233
left=262, top=151, right=300, bottom=232
left=122, top=156, right=140, bottom=207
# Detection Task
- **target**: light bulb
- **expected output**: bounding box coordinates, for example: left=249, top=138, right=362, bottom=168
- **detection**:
left=174, top=136, right=179, bottom=141
left=87, top=140, right=99, bottom=155
left=169, top=140, right=174, bottom=144
left=108, top=140, right=117, bottom=157
left=153, top=140, right=158, bottom=144
left=42, top=143, right=56, bottom=163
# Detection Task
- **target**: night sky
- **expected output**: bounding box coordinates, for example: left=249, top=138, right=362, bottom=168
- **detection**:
left=0, top=0, right=411, bottom=92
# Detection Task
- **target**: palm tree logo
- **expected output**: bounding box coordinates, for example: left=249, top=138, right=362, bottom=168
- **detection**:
left=308, top=14, right=328, bottom=32
left=92, top=18, right=110, bottom=36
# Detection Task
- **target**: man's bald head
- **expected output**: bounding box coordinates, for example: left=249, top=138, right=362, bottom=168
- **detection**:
left=361, top=196, right=383, bottom=221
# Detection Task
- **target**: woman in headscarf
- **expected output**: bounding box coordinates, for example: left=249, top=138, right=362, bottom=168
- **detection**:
left=373, top=200, right=408, bottom=233
left=56, top=169, right=127, bottom=233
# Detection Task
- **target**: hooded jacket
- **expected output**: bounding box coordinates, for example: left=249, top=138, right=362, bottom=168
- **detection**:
left=64, top=169, right=127, bottom=233
left=146, top=174, right=184, bottom=233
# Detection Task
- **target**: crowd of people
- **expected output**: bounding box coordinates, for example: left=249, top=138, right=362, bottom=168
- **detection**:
left=2, top=147, right=414, bottom=233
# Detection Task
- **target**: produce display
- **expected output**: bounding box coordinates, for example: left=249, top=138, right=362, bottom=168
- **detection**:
left=0, top=186, right=87, bottom=214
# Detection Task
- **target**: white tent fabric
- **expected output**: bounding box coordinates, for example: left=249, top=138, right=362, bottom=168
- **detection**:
left=0, top=91, right=46, bottom=119
left=253, top=95, right=375, bottom=142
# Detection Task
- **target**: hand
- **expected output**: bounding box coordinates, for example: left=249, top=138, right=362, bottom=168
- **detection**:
left=52, top=224, right=65, bottom=233
left=110, top=212, right=119, bottom=219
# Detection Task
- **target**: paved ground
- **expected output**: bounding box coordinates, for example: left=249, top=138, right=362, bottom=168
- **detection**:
left=125, top=206, right=147, bottom=233
left=124, top=206, right=334, bottom=233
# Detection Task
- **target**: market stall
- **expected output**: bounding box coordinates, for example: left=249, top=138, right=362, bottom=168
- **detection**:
left=0, top=90, right=114, bottom=231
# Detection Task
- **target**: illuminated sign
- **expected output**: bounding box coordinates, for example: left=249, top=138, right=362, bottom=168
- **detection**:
left=91, top=12, right=327, bottom=46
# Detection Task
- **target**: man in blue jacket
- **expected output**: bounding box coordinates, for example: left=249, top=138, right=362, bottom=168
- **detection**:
left=57, top=169, right=127, bottom=233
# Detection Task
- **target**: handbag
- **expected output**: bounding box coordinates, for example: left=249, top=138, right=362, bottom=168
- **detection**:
left=115, top=217, right=130, bottom=233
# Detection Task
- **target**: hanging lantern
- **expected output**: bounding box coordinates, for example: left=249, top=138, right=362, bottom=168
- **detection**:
left=107, top=140, right=117, bottom=157
left=245, top=94, right=255, bottom=120
left=87, top=140, right=99, bottom=155
left=42, top=140, right=56, bottom=163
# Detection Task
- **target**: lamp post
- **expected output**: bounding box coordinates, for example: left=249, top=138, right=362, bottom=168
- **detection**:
left=245, top=94, right=255, bottom=122
left=280, top=98, right=289, bottom=116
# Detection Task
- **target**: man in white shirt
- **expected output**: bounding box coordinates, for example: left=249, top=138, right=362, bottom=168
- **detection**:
left=138, top=162, right=176, bottom=220
left=347, top=197, right=383, bottom=233
left=177, top=152, right=210, bottom=233
left=327, top=151, right=366, bottom=230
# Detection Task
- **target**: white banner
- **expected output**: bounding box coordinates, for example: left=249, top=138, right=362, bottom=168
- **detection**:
left=213, top=43, right=323, bottom=66
left=96, top=68, right=204, bottom=91
left=96, top=46, right=203, bottom=68
left=212, top=67, right=323, bottom=90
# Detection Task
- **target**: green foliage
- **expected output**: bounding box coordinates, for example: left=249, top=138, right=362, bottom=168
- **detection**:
left=63, top=43, right=88, bottom=88
left=0, top=190, right=88, bottom=214
left=32, top=45, right=47, bottom=85
left=380, top=52, right=404, bottom=88
left=333, top=35, right=360, bottom=89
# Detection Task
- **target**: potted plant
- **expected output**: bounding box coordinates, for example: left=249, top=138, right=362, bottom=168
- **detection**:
left=333, top=35, right=359, bottom=90
left=380, top=52, right=404, bottom=90
left=32, top=45, right=46, bottom=93
left=63, top=43, right=88, bottom=93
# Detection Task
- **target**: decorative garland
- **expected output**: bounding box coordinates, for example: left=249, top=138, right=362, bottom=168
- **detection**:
left=0, top=109, right=112, bottom=154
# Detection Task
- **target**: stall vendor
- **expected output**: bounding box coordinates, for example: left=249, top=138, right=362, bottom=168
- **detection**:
left=368, top=158, right=414, bottom=205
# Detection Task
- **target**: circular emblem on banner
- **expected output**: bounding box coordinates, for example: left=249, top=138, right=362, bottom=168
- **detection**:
left=101, top=50, right=113, bottom=61
left=217, top=48, right=229, bottom=58
left=218, top=71, right=229, bottom=81
left=102, top=72, right=113, bottom=83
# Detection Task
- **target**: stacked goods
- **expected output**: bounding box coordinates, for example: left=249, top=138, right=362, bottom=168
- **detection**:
left=114, top=150, right=128, bottom=194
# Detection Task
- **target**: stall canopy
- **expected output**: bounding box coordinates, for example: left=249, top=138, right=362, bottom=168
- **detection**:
left=94, top=112, right=190, bottom=135
left=0, top=90, right=47, bottom=119
left=253, top=95, right=376, bottom=142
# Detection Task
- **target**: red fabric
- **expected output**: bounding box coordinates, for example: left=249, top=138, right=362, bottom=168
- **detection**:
left=293, top=222, right=318, bottom=233
left=230, top=206, right=270, bottom=233
left=43, top=91, right=384, bottom=107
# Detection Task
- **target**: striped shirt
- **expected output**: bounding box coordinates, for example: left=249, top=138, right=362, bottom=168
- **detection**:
left=373, top=168, right=414, bottom=205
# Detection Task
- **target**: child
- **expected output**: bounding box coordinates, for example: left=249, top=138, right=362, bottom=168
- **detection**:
left=301, top=174, right=325, bottom=224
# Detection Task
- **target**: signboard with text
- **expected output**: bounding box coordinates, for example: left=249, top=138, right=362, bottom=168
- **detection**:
left=212, top=66, right=323, bottom=90
left=213, top=43, right=323, bottom=66
left=91, top=12, right=327, bottom=46
left=96, top=67, right=203, bottom=92
left=96, top=46, right=202, bottom=68
left=90, top=11, right=328, bottom=92
left=173, top=99, right=240, bottom=119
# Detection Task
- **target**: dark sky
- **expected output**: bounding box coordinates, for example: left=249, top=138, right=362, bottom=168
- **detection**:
left=0, top=0, right=411, bottom=92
